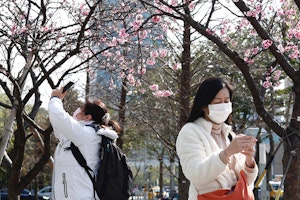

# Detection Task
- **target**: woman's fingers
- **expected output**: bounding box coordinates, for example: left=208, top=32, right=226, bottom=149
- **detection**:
left=230, top=135, right=257, bottom=154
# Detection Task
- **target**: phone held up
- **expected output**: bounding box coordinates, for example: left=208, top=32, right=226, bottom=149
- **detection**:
left=62, top=81, right=74, bottom=93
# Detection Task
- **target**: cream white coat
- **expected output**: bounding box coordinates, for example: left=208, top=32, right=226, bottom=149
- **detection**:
left=48, top=97, right=118, bottom=200
left=176, top=118, right=258, bottom=200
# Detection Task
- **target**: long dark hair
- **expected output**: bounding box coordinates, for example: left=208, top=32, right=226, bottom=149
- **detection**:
left=82, top=100, right=121, bottom=134
left=186, top=77, right=234, bottom=123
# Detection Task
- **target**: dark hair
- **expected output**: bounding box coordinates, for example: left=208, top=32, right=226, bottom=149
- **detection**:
left=186, top=77, right=234, bottom=123
left=82, top=100, right=121, bottom=134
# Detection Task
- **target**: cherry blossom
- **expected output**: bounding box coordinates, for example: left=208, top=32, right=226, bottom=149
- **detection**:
left=289, top=49, right=300, bottom=59
left=149, top=84, right=159, bottom=91
left=11, top=25, right=17, bottom=35
left=263, top=80, right=272, bottom=88
left=244, top=58, right=254, bottom=64
left=153, top=90, right=173, bottom=97
left=119, top=28, right=129, bottom=39
left=262, top=39, right=273, bottom=49
left=139, top=30, right=148, bottom=39
left=274, top=70, right=281, bottom=81
left=18, top=26, right=27, bottom=34
left=188, top=2, right=195, bottom=11
left=39, top=26, right=50, bottom=32
left=171, top=63, right=181, bottom=70
left=135, top=14, right=143, bottom=21
left=108, top=37, right=118, bottom=47
left=277, top=44, right=285, bottom=53
left=206, top=28, right=215, bottom=35
left=139, top=88, right=146, bottom=94
left=159, top=49, right=168, bottom=57
left=79, top=3, right=89, bottom=16
left=152, top=16, right=161, bottom=23
left=293, top=30, right=300, bottom=39
left=150, top=50, right=159, bottom=58
left=146, top=58, right=156, bottom=65
left=171, top=0, right=178, bottom=6
left=127, top=74, right=136, bottom=85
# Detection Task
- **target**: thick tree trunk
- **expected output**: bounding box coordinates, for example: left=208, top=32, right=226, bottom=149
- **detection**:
left=282, top=143, right=300, bottom=200
left=283, top=84, right=300, bottom=200
left=178, top=19, right=191, bottom=200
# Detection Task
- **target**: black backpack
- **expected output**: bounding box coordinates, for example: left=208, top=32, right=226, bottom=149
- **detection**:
left=70, top=133, right=133, bottom=200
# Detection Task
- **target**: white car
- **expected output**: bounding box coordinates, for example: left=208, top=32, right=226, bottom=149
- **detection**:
left=37, top=186, right=52, bottom=200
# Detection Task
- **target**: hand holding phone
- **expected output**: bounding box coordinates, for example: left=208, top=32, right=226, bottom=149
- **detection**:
left=62, top=81, right=74, bottom=93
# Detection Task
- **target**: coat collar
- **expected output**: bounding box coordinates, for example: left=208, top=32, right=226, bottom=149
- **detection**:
left=193, top=117, right=232, bottom=137
left=78, top=120, right=95, bottom=126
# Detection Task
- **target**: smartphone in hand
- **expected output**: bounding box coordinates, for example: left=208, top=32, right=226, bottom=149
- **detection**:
left=62, top=81, right=74, bottom=93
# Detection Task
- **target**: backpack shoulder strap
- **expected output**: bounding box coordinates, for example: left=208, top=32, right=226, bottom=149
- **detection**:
left=70, top=142, right=95, bottom=184
left=69, top=124, right=100, bottom=186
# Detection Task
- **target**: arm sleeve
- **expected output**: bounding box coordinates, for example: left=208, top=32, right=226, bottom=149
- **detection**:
left=243, top=162, right=259, bottom=187
left=176, top=124, right=227, bottom=186
left=48, top=97, right=95, bottom=146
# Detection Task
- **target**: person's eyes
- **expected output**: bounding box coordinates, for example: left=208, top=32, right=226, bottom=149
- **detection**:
left=225, top=98, right=231, bottom=103
left=211, top=98, right=230, bottom=104
left=211, top=100, right=222, bottom=104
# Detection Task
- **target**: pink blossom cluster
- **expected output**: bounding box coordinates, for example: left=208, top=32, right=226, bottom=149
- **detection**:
left=132, top=14, right=144, bottom=31
left=146, top=48, right=169, bottom=66
left=288, top=46, right=300, bottom=59
left=220, top=20, right=231, bottom=36
left=263, top=68, right=282, bottom=89
left=152, top=16, right=161, bottom=23
left=262, top=39, right=273, bottom=49
left=126, top=74, right=135, bottom=85
left=11, top=25, right=27, bottom=35
left=244, top=2, right=263, bottom=18
left=206, top=28, right=215, bottom=35
left=119, top=28, right=129, bottom=39
left=243, top=47, right=259, bottom=64
left=79, top=3, right=89, bottom=16
left=149, top=84, right=159, bottom=91
left=277, top=44, right=300, bottom=59
left=170, top=63, right=181, bottom=70
left=149, top=84, right=173, bottom=97
left=153, top=90, right=173, bottom=97
left=94, top=9, right=173, bottom=97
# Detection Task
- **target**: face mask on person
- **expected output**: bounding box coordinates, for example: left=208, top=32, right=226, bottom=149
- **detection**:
left=207, top=102, right=232, bottom=124
left=72, top=108, right=81, bottom=120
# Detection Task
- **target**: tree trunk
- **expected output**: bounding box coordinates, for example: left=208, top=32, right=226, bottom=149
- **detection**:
left=117, top=78, right=127, bottom=149
left=0, top=50, right=34, bottom=164
left=283, top=84, right=300, bottom=200
left=282, top=143, right=300, bottom=200
left=178, top=19, right=192, bottom=200
left=159, top=153, right=164, bottom=198
left=170, top=155, right=176, bottom=191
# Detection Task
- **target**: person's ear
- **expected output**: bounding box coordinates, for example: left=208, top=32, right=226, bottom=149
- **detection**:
left=203, top=106, right=209, bottom=116
left=85, top=114, right=93, bottom=121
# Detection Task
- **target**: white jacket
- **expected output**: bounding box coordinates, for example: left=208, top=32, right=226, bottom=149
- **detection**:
left=48, top=97, right=118, bottom=200
left=176, top=118, right=258, bottom=200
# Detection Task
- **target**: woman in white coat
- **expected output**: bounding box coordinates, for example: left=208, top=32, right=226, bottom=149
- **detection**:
left=48, top=87, right=120, bottom=200
left=176, top=77, right=258, bottom=200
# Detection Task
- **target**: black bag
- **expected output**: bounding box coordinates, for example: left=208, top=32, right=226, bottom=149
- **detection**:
left=70, top=135, right=133, bottom=200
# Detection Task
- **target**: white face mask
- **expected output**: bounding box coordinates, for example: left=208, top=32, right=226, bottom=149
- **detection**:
left=207, top=102, right=232, bottom=124
left=72, top=108, right=81, bottom=120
